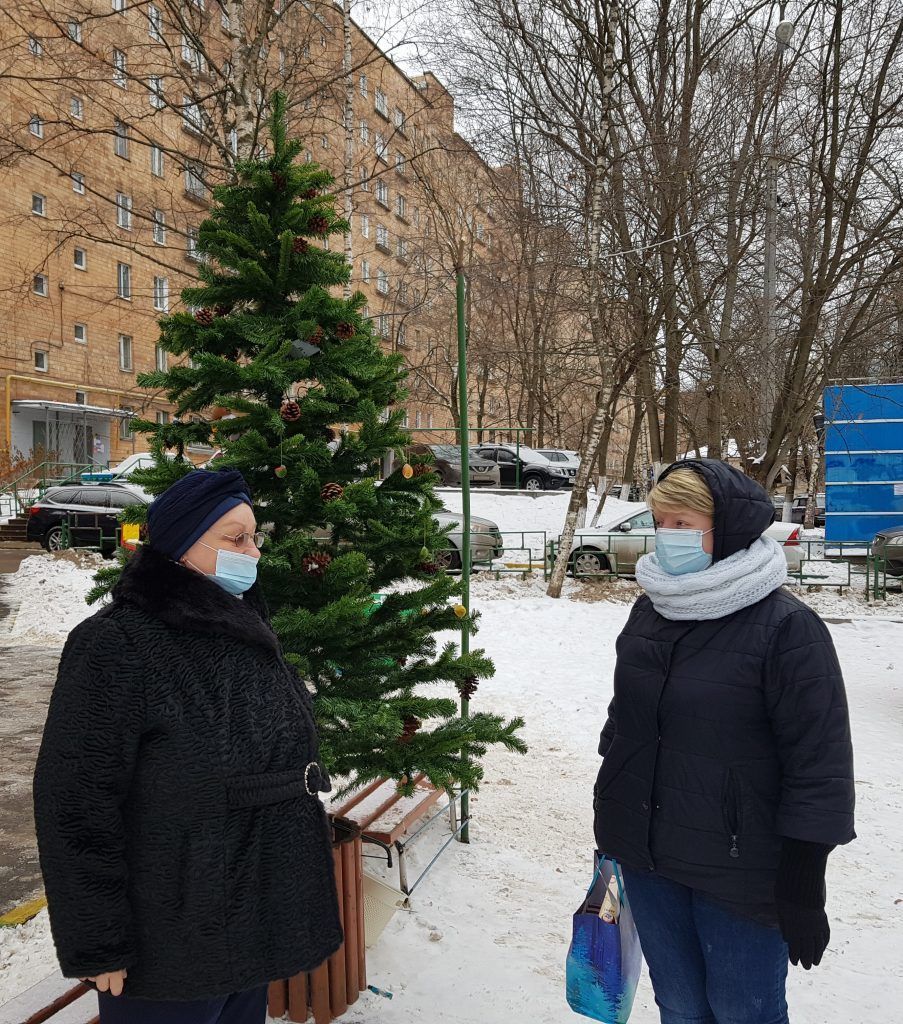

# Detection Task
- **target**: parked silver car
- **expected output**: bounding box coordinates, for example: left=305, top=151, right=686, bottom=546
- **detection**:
left=561, top=505, right=805, bottom=576
left=434, top=510, right=504, bottom=570
left=410, top=444, right=500, bottom=488
left=872, top=525, right=903, bottom=577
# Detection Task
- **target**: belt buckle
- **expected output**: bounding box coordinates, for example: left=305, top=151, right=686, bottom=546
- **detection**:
left=304, top=761, right=320, bottom=796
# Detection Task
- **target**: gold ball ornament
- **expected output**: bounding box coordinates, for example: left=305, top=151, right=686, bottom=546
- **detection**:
left=453, top=603, right=468, bottom=619
left=401, top=463, right=414, bottom=479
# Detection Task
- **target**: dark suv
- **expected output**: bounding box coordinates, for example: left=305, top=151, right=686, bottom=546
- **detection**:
left=26, top=483, right=148, bottom=555
left=472, top=444, right=570, bottom=491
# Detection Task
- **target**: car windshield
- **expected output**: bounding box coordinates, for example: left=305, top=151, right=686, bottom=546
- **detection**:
left=511, top=445, right=550, bottom=463
left=431, top=445, right=461, bottom=459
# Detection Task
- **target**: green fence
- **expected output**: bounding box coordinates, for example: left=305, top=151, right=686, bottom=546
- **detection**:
left=0, top=461, right=99, bottom=520
left=438, top=530, right=548, bottom=576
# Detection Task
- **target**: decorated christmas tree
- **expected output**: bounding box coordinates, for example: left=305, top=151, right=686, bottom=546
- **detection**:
left=91, top=94, right=525, bottom=795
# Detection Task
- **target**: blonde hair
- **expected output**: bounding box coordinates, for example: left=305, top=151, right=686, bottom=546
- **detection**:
left=648, top=468, right=714, bottom=518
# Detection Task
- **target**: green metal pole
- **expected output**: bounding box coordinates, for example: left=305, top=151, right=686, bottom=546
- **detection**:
left=456, top=261, right=472, bottom=844
left=516, top=434, right=521, bottom=490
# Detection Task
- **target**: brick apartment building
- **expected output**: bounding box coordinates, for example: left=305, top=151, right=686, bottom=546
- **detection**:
left=0, top=1, right=612, bottom=480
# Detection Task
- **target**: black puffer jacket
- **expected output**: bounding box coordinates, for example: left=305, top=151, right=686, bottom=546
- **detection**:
left=593, top=460, right=855, bottom=912
left=33, top=546, right=343, bottom=1000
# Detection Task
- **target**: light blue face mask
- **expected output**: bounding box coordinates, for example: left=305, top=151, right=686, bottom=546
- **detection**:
left=654, top=528, right=715, bottom=576
left=198, top=542, right=259, bottom=595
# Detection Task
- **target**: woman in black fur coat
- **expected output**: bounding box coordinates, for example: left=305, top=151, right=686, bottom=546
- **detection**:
left=33, top=470, right=342, bottom=1024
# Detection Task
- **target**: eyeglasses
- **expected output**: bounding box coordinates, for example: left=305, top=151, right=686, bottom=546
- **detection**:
left=220, top=531, right=266, bottom=549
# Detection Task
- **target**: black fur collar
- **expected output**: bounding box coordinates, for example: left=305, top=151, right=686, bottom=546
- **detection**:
left=113, top=545, right=281, bottom=657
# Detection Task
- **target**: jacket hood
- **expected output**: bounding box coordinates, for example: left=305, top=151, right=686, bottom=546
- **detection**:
left=657, top=458, right=775, bottom=563
left=112, top=544, right=280, bottom=656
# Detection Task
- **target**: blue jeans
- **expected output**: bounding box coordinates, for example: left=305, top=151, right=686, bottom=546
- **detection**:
left=621, top=867, right=789, bottom=1024
left=97, top=984, right=268, bottom=1023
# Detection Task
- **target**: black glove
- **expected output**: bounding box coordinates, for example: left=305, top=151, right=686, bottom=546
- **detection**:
left=774, top=838, right=833, bottom=970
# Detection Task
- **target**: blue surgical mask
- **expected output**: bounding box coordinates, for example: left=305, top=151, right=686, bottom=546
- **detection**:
left=198, top=543, right=259, bottom=595
left=654, top=528, right=714, bottom=576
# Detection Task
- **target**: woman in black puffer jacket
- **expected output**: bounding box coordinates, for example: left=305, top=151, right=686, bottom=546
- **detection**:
left=34, top=470, right=342, bottom=1024
left=594, top=459, right=854, bottom=1024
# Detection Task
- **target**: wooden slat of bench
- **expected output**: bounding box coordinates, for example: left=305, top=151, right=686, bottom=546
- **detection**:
left=369, top=784, right=443, bottom=846
left=0, top=971, right=93, bottom=1024
left=333, top=775, right=438, bottom=836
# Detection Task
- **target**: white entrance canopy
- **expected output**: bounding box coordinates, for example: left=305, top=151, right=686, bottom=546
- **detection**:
left=12, top=399, right=132, bottom=418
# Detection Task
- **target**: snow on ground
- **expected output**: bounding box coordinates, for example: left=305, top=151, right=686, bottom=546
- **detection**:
left=1, top=570, right=902, bottom=1020
left=1, top=552, right=103, bottom=645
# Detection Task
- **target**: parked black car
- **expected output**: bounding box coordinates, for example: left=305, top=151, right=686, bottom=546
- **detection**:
left=790, top=493, right=826, bottom=528
left=471, top=444, right=570, bottom=491
left=26, top=483, right=148, bottom=556
left=872, top=525, right=903, bottom=577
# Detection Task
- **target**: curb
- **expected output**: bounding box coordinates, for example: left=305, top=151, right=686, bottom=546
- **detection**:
left=0, top=895, right=47, bottom=928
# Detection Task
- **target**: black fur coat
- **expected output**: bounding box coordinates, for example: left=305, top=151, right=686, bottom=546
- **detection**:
left=33, top=545, right=343, bottom=1000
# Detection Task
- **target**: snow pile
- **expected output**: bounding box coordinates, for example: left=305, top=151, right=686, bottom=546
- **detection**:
left=0, top=910, right=57, bottom=1002
left=2, top=591, right=901, bottom=1020
left=3, top=553, right=102, bottom=646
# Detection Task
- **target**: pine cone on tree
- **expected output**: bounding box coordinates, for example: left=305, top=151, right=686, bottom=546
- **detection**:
left=280, top=399, right=302, bottom=423
left=194, top=308, right=214, bottom=326
left=308, top=214, right=329, bottom=236
left=300, top=552, right=332, bottom=577
left=320, top=482, right=344, bottom=502
left=418, top=560, right=440, bottom=575
left=292, top=236, right=309, bottom=255
left=413, top=463, right=433, bottom=478
left=309, top=325, right=325, bottom=345
left=457, top=676, right=479, bottom=700
left=336, top=321, right=355, bottom=340
left=398, top=716, right=421, bottom=745
left=214, top=304, right=232, bottom=318
left=302, top=187, right=319, bottom=200
left=396, top=655, right=408, bottom=667
left=271, top=170, right=287, bottom=190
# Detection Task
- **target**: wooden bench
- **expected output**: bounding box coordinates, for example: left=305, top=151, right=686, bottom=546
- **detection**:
left=0, top=972, right=95, bottom=1024
left=332, top=775, right=467, bottom=896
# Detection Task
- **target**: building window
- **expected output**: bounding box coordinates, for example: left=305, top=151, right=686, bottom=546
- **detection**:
left=119, top=334, right=133, bottom=371
left=31, top=193, right=46, bottom=216
left=116, top=192, right=132, bottom=229
left=375, top=133, right=387, bottom=163
left=183, top=97, right=203, bottom=134
left=395, top=194, right=406, bottom=220
left=360, top=213, right=370, bottom=238
left=152, top=209, right=166, bottom=244
left=117, top=262, right=131, bottom=299
left=477, top=221, right=485, bottom=242
left=376, top=223, right=389, bottom=252
left=120, top=408, right=134, bottom=439
left=181, top=36, right=206, bottom=75
left=376, top=268, right=389, bottom=295
left=376, top=179, right=389, bottom=208
left=28, top=36, right=43, bottom=56
left=74, top=322, right=87, bottom=344
left=156, top=410, right=170, bottom=425
left=359, top=73, right=367, bottom=97
left=153, top=276, right=169, bottom=312
left=395, top=152, right=405, bottom=175
left=67, top=20, right=82, bottom=43
left=150, top=143, right=164, bottom=177
left=114, top=119, right=129, bottom=158
left=398, top=323, right=407, bottom=347
left=359, top=165, right=370, bottom=191
left=374, top=88, right=388, bottom=118
left=148, top=4, right=162, bottom=39
left=70, top=95, right=84, bottom=120
left=361, top=258, right=371, bottom=283
left=394, top=108, right=406, bottom=132
left=73, top=247, right=87, bottom=270
left=33, top=274, right=48, bottom=296
left=75, top=390, right=86, bottom=405
left=29, top=115, right=43, bottom=138
left=69, top=171, right=85, bottom=195
left=359, top=120, right=369, bottom=144
left=399, top=281, right=409, bottom=304
left=396, top=237, right=408, bottom=261
left=321, top=134, right=329, bottom=149
left=155, top=343, right=168, bottom=370
left=413, top=206, right=420, bottom=227
left=149, top=76, right=165, bottom=108
left=112, top=0, right=126, bottom=12
left=185, top=161, right=206, bottom=198
left=34, top=350, right=48, bottom=372
left=186, top=226, right=200, bottom=260
left=378, top=313, right=390, bottom=338
left=113, top=49, right=127, bottom=87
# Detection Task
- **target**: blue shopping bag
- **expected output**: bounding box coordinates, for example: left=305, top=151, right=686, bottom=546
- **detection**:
left=566, top=853, right=642, bottom=1023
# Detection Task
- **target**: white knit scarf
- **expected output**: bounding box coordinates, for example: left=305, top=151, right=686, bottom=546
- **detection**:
left=634, top=536, right=788, bottom=621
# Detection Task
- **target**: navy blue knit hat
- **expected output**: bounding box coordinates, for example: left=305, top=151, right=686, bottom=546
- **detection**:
left=147, top=469, right=252, bottom=561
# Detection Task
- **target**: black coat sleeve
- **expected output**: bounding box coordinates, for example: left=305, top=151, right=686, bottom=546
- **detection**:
left=598, top=698, right=617, bottom=756
left=764, top=608, right=855, bottom=846
left=33, top=614, right=144, bottom=978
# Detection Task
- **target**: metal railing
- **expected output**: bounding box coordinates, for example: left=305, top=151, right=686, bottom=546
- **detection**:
left=0, top=461, right=98, bottom=520
left=438, top=530, right=549, bottom=576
